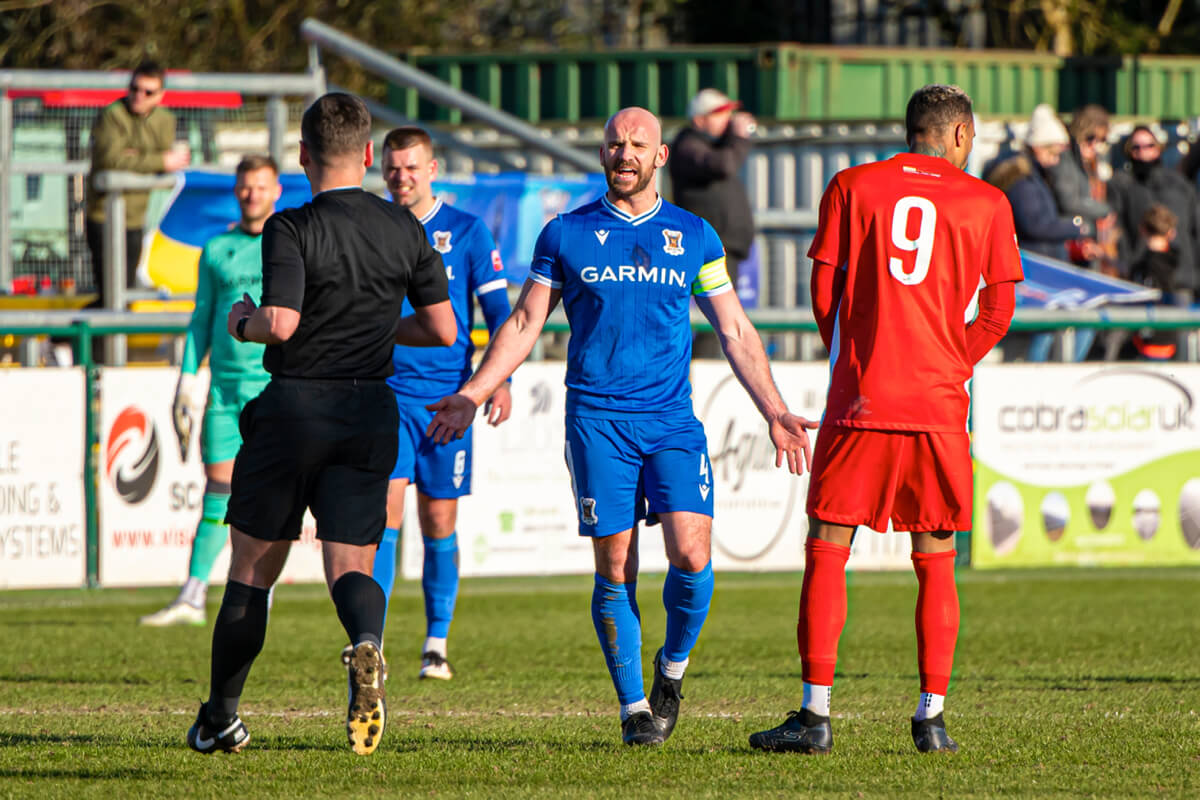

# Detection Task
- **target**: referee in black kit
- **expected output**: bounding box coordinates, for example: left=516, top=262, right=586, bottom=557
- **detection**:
left=185, top=93, right=455, bottom=758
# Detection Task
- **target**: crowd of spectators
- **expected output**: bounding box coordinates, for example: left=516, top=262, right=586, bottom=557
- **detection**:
left=985, top=104, right=1199, bottom=361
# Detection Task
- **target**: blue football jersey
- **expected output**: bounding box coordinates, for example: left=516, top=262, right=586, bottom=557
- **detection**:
left=530, top=195, right=730, bottom=418
left=388, top=199, right=510, bottom=401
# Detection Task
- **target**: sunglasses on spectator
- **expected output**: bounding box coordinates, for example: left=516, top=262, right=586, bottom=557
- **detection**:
left=1084, top=134, right=1104, bottom=144
left=1130, top=142, right=1159, bottom=151
left=129, top=85, right=161, bottom=96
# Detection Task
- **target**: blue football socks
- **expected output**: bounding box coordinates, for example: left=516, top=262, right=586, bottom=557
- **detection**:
left=591, top=574, right=645, bottom=704
left=422, top=533, right=459, bottom=639
left=662, top=561, right=714, bottom=664
left=372, top=527, right=400, bottom=614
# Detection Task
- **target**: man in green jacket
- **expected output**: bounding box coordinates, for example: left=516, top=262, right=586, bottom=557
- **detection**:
left=86, top=59, right=190, bottom=309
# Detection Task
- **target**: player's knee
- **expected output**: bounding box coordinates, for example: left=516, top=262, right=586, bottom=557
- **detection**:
left=417, top=498, right=457, bottom=539
left=668, top=547, right=710, bottom=573
left=384, top=480, right=407, bottom=528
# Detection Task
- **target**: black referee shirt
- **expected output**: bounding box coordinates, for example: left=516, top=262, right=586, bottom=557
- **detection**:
left=259, top=187, right=448, bottom=379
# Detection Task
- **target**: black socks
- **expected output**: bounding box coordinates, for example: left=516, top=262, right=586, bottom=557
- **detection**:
left=207, top=580, right=271, bottom=726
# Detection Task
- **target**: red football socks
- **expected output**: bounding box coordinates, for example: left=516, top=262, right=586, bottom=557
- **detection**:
left=797, top=538, right=851, bottom=686
left=912, top=549, right=959, bottom=695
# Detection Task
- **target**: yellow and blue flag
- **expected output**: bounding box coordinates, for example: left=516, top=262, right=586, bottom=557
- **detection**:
left=145, top=170, right=606, bottom=294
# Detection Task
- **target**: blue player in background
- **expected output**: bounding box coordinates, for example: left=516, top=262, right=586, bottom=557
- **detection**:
left=427, top=107, right=818, bottom=746
left=374, top=127, right=513, bottom=680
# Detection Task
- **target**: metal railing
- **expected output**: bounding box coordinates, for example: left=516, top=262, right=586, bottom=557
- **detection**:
left=300, top=19, right=596, bottom=174
left=0, top=68, right=326, bottom=296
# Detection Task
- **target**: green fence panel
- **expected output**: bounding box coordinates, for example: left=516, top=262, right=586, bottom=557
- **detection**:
left=387, top=47, right=1200, bottom=123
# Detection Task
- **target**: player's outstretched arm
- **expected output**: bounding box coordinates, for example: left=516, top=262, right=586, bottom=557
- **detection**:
left=395, top=300, right=456, bottom=347
left=426, top=278, right=560, bottom=444
left=696, top=290, right=819, bottom=474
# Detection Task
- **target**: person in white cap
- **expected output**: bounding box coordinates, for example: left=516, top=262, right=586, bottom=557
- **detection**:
left=669, top=88, right=758, bottom=355
left=985, top=103, right=1101, bottom=360
left=986, top=104, right=1099, bottom=262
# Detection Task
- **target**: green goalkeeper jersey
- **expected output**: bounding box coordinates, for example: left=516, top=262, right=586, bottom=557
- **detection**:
left=181, top=225, right=270, bottom=385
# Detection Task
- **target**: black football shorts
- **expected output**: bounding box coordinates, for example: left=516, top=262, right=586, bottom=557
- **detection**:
left=225, top=377, right=399, bottom=545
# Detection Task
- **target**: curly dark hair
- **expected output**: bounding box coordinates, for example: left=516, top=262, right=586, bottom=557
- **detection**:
left=905, top=84, right=973, bottom=147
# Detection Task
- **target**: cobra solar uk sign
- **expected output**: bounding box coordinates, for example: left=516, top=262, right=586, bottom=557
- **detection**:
left=972, top=365, right=1200, bottom=567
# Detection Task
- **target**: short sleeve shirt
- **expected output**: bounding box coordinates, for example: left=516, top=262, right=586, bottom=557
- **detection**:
left=529, top=195, right=730, bottom=419
left=808, top=153, right=1024, bottom=431
left=388, top=199, right=509, bottom=401
left=261, top=188, right=448, bottom=380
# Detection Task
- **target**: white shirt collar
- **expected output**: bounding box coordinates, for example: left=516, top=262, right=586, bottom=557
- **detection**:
left=601, top=194, right=662, bottom=226
left=417, top=197, right=443, bottom=226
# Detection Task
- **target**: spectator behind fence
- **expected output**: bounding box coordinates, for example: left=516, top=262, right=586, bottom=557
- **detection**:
left=86, top=59, right=190, bottom=309
left=1049, top=105, right=1120, bottom=275
left=1128, top=204, right=1179, bottom=360
left=1109, top=126, right=1199, bottom=308
left=987, top=104, right=1098, bottom=361
left=669, top=88, right=757, bottom=355
left=986, top=104, right=1096, bottom=261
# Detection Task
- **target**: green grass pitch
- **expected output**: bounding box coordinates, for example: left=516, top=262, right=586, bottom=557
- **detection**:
left=1, top=568, right=1197, bottom=798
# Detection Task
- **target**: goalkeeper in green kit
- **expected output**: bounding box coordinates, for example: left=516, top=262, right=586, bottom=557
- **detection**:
left=141, top=155, right=281, bottom=626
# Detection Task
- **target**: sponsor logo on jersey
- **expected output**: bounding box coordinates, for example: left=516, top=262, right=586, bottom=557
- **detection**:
left=580, top=264, right=687, bottom=287
left=490, top=249, right=504, bottom=272
left=662, top=229, right=684, bottom=256
left=902, top=165, right=942, bottom=178
left=218, top=274, right=262, bottom=291
left=105, top=406, right=160, bottom=505
left=445, top=265, right=455, bottom=280
left=580, top=497, right=599, bottom=526
left=433, top=230, right=453, bottom=254
left=594, top=230, right=610, bottom=246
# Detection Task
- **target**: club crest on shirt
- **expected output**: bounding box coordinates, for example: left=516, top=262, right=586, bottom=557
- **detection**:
left=580, top=497, right=598, bottom=526
left=662, top=229, right=684, bottom=256
left=433, top=230, right=453, bottom=254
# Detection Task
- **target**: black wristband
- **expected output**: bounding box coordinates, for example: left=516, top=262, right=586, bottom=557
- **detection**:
left=236, top=316, right=249, bottom=342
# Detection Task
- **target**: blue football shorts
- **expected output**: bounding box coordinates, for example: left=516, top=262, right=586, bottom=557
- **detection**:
left=389, top=396, right=472, bottom=499
left=563, top=414, right=714, bottom=538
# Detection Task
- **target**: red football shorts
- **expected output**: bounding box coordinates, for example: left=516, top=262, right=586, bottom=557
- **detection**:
left=806, top=427, right=972, bottom=532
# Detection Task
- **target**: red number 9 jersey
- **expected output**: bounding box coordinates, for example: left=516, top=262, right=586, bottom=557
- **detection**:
left=808, top=153, right=1024, bottom=432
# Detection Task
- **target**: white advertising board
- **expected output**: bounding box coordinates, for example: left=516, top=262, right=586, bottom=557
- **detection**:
left=98, top=368, right=326, bottom=587
left=401, top=362, right=599, bottom=578
left=0, top=369, right=87, bottom=589
left=972, top=364, right=1200, bottom=567
left=692, top=360, right=912, bottom=572
left=399, top=360, right=913, bottom=579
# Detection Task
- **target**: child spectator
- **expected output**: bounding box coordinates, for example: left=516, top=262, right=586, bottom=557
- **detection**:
left=1130, top=204, right=1179, bottom=359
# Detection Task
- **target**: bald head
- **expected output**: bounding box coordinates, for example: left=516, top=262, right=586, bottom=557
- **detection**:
left=600, top=107, right=668, bottom=209
left=604, top=107, right=663, bottom=149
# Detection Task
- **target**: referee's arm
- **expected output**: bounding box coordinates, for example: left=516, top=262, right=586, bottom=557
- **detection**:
left=395, top=300, right=456, bottom=347
left=229, top=214, right=304, bottom=344
left=228, top=297, right=299, bottom=344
